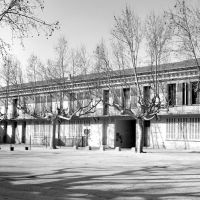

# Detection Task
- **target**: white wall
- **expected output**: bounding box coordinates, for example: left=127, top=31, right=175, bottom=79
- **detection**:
left=89, top=122, right=103, bottom=147
left=107, top=123, right=115, bottom=148
left=150, top=118, right=167, bottom=149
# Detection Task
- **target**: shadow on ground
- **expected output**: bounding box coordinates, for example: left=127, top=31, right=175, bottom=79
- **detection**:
left=1, top=164, right=200, bottom=200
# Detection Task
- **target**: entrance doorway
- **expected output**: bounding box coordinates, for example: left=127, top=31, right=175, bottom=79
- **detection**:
left=115, top=120, right=136, bottom=148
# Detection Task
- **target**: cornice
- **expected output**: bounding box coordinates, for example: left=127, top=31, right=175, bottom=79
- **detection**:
left=0, top=63, right=198, bottom=98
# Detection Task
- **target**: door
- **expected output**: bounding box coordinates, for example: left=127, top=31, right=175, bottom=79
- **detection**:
left=115, top=120, right=136, bottom=148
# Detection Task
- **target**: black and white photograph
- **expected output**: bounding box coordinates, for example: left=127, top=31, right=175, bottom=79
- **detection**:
left=0, top=0, right=200, bottom=199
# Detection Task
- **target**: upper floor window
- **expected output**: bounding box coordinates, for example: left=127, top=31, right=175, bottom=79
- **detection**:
left=69, top=92, right=76, bottom=113
left=77, top=92, right=84, bottom=101
left=35, top=95, right=49, bottom=113
left=47, top=95, right=52, bottom=112
left=103, top=90, right=109, bottom=115
left=168, top=83, right=176, bottom=106
left=143, top=86, right=151, bottom=104
left=35, top=96, right=41, bottom=113
left=192, top=82, right=200, bottom=104
left=122, top=88, right=130, bottom=109
left=12, top=98, right=18, bottom=118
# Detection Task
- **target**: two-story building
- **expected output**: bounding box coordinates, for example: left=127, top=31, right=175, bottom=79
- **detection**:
left=0, top=59, right=200, bottom=150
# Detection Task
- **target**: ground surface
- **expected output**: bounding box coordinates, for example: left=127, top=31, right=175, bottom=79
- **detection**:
left=0, top=145, right=200, bottom=200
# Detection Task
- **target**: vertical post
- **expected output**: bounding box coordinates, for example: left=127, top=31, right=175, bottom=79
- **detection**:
left=11, top=121, right=16, bottom=144
left=50, top=118, right=56, bottom=149
left=188, top=82, right=192, bottom=105
left=57, top=121, right=61, bottom=148
left=102, top=121, right=107, bottom=147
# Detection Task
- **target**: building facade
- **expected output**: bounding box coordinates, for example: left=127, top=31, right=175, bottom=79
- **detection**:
left=0, top=59, right=200, bottom=150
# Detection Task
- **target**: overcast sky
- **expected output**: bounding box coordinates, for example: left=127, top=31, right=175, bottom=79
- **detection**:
left=10, top=0, right=199, bottom=68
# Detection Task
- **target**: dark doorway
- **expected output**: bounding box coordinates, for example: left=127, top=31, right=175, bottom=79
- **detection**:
left=22, top=122, right=26, bottom=143
left=3, top=121, right=7, bottom=143
left=115, top=120, right=136, bottom=148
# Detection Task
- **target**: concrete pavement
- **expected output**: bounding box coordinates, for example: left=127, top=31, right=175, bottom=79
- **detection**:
left=0, top=145, right=200, bottom=200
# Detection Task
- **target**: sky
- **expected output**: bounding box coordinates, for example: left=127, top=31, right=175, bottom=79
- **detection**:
left=7, top=0, right=199, bottom=68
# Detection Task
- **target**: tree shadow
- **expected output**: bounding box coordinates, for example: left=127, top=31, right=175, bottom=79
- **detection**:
left=1, top=164, right=200, bottom=200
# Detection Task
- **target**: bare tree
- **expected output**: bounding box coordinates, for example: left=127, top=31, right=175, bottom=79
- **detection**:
left=0, top=56, right=24, bottom=143
left=71, top=46, right=91, bottom=76
left=26, top=54, right=44, bottom=82
left=145, top=12, right=172, bottom=67
left=112, top=41, right=129, bottom=70
left=17, top=37, right=102, bottom=149
left=0, top=0, right=59, bottom=57
left=167, top=0, right=200, bottom=88
left=93, top=40, right=112, bottom=73
left=145, top=12, right=172, bottom=106
left=0, top=0, right=59, bottom=146
left=0, top=58, right=12, bottom=122
left=0, top=56, right=22, bottom=116
left=46, top=37, right=70, bottom=80
left=100, top=6, right=170, bottom=153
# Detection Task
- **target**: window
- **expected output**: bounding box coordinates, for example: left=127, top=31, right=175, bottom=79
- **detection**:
left=167, top=117, right=200, bottom=140
left=192, top=82, right=200, bottom=104
left=182, top=83, right=188, bottom=105
left=84, top=91, right=91, bottom=99
left=69, top=93, right=76, bottom=113
left=35, top=95, right=49, bottom=113
left=40, top=96, right=46, bottom=112
left=168, top=84, right=176, bottom=106
left=143, top=86, right=151, bottom=104
left=76, top=92, right=84, bottom=107
left=12, top=98, right=18, bottom=118
left=103, top=90, right=109, bottom=115
left=122, top=88, right=130, bottom=109
left=77, top=92, right=84, bottom=100
left=47, top=95, right=52, bottom=112
left=113, top=88, right=121, bottom=104
left=35, top=96, right=41, bottom=113
left=33, top=122, right=51, bottom=140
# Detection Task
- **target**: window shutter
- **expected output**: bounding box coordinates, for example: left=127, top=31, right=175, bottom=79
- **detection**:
left=130, top=86, right=138, bottom=108
left=47, top=94, right=52, bottom=112
left=113, top=88, right=121, bottom=105
left=176, top=83, right=182, bottom=105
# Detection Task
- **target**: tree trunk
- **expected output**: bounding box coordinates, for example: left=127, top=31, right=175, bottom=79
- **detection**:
left=57, top=121, right=61, bottom=146
left=135, top=118, right=144, bottom=153
left=50, top=119, right=57, bottom=149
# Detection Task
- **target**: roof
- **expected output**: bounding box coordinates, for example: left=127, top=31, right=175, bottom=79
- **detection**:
left=1, top=58, right=199, bottom=92
left=72, top=58, right=199, bottom=82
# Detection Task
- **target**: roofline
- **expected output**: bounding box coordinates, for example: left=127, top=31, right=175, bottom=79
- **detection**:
left=0, top=58, right=199, bottom=92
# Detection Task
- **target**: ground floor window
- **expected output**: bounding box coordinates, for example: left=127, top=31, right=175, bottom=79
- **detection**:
left=33, top=123, right=51, bottom=138
left=166, top=117, right=200, bottom=140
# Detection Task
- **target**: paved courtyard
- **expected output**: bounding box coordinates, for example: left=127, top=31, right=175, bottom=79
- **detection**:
left=0, top=145, right=200, bottom=200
